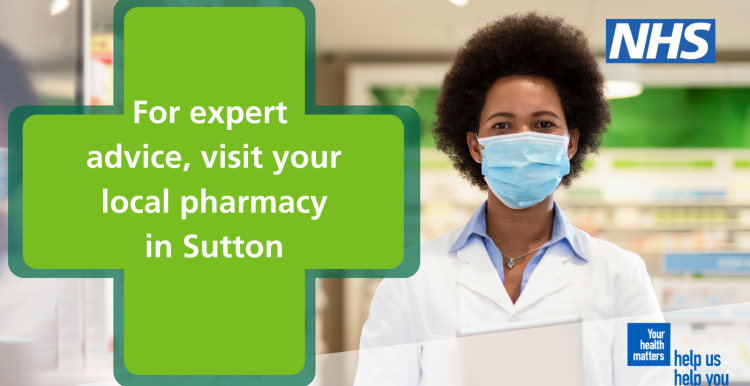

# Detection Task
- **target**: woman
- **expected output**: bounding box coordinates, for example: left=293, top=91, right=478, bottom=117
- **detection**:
left=354, top=12, right=664, bottom=386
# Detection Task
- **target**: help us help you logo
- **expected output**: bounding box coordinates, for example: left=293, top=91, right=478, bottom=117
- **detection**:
left=628, top=324, right=728, bottom=385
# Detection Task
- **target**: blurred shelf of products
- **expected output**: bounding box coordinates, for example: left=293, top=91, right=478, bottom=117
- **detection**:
left=0, top=1, right=125, bottom=383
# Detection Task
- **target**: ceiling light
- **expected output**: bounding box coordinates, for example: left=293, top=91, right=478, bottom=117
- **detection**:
left=449, top=0, right=468, bottom=6
left=605, top=80, right=643, bottom=99
left=50, top=0, right=70, bottom=16
left=597, top=59, right=643, bottom=99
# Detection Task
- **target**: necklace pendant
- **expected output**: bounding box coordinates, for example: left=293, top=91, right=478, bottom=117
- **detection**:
left=506, top=259, right=515, bottom=269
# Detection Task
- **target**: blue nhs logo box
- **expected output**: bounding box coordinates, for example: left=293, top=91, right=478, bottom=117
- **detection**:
left=606, top=19, right=715, bottom=63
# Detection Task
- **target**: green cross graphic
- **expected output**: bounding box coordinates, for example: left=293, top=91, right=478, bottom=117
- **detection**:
left=9, top=1, right=419, bottom=385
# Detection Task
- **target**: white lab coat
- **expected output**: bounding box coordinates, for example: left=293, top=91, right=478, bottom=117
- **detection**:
left=354, top=225, right=669, bottom=386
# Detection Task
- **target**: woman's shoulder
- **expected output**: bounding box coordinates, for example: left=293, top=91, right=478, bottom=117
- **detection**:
left=420, top=226, right=465, bottom=256
left=403, top=227, right=468, bottom=282
left=571, top=226, right=647, bottom=273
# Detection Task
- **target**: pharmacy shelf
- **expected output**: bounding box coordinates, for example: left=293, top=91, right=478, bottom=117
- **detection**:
left=666, top=315, right=750, bottom=323
left=633, top=250, right=750, bottom=255
left=559, top=201, right=750, bottom=208
left=31, top=371, right=115, bottom=386
left=598, top=223, right=750, bottom=232
left=439, top=201, right=750, bottom=212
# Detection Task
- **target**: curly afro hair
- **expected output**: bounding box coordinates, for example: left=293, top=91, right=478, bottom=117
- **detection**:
left=433, top=12, right=611, bottom=190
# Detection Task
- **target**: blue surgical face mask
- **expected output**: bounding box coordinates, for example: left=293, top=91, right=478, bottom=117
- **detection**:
left=477, top=132, right=570, bottom=209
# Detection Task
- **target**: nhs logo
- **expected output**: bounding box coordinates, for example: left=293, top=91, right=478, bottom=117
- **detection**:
left=606, top=19, right=715, bottom=63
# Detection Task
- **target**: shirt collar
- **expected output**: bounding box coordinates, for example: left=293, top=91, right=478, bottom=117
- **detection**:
left=448, top=200, right=586, bottom=261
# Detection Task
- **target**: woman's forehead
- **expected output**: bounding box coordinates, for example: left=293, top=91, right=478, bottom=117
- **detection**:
left=482, top=75, right=564, bottom=118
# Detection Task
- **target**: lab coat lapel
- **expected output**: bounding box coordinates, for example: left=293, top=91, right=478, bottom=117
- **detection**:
left=455, top=236, right=514, bottom=313
left=510, top=243, right=574, bottom=316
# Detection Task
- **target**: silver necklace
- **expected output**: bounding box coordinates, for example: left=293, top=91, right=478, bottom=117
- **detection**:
left=501, top=246, right=542, bottom=269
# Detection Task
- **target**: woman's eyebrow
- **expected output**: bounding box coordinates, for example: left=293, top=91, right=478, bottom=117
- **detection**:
left=484, top=112, right=515, bottom=123
left=531, top=111, right=561, bottom=119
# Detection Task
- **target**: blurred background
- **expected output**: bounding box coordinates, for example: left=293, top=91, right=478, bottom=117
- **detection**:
left=2, top=0, right=750, bottom=385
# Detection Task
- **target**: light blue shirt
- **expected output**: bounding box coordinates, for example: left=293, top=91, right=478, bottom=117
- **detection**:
left=449, top=201, right=586, bottom=293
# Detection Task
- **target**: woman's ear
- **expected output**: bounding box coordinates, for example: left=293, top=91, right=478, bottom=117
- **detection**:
left=466, top=131, right=483, bottom=163
left=568, top=128, right=580, bottom=160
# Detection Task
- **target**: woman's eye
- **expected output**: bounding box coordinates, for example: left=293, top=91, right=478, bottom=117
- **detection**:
left=538, top=121, right=553, bottom=128
left=492, top=122, right=509, bottom=129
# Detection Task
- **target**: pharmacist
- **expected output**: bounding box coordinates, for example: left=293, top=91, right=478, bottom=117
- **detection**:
left=355, top=13, right=666, bottom=386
